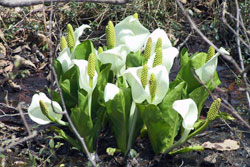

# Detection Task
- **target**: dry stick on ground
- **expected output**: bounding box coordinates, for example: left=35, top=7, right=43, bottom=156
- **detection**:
left=175, top=0, right=250, bottom=108
left=0, top=0, right=131, bottom=7
left=0, top=131, right=38, bottom=153
left=0, top=103, right=36, bottom=153
left=18, top=104, right=32, bottom=135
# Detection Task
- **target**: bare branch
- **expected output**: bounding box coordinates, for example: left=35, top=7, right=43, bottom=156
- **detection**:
left=175, top=0, right=243, bottom=74
left=47, top=2, right=97, bottom=166
left=0, top=0, right=131, bottom=7
left=234, top=0, right=250, bottom=109
left=18, top=104, right=31, bottom=135
left=0, top=131, right=37, bottom=153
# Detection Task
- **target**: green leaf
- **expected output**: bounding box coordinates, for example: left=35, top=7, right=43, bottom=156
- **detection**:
left=105, top=88, right=132, bottom=153
left=60, top=65, right=81, bottom=108
left=218, top=112, right=235, bottom=120
left=92, top=64, right=112, bottom=108
left=126, top=50, right=144, bottom=68
left=74, top=40, right=95, bottom=60
left=70, top=91, right=94, bottom=152
left=50, top=126, right=81, bottom=151
left=188, top=71, right=221, bottom=116
left=188, top=86, right=209, bottom=115
left=138, top=81, right=186, bottom=154
left=54, top=59, right=63, bottom=82
left=60, top=79, right=78, bottom=109
left=190, top=52, right=207, bottom=69
left=49, top=139, right=55, bottom=149
left=106, top=147, right=121, bottom=156
left=176, top=59, right=200, bottom=93
left=169, top=145, right=204, bottom=155
left=180, top=48, right=189, bottom=67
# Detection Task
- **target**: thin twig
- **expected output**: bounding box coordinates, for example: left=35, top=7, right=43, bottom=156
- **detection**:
left=234, top=0, right=250, bottom=109
left=192, top=69, right=250, bottom=130
left=0, top=131, right=37, bottom=153
left=221, top=1, right=250, bottom=49
left=175, top=0, right=243, bottom=74
left=177, top=32, right=192, bottom=50
left=17, top=104, right=31, bottom=135
left=47, top=2, right=97, bottom=166
left=0, top=0, right=132, bottom=7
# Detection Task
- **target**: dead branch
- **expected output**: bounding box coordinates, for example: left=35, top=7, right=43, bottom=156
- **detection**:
left=47, top=2, right=97, bottom=166
left=175, top=0, right=243, bottom=74
left=234, top=0, right=250, bottom=109
left=176, top=0, right=250, bottom=130
left=0, top=0, right=131, bottom=7
left=0, top=131, right=37, bottom=153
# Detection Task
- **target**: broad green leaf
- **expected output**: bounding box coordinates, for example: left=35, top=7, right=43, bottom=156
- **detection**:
left=138, top=81, right=186, bottom=153
left=179, top=48, right=189, bottom=67
left=70, top=91, right=94, bottom=152
left=105, top=88, right=132, bottom=153
left=126, top=50, right=145, bottom=68
left=74, top=40, right=95, bottom=60
left=61, top=65, right=81, bottom=107
left=190, top=52, right=207, bottom=69
left=188, top=86, right=209, bottom=115
left=54, top=59, right=63, bottom=82
left=60, top=79, right=78, bottom=109
left=189, top=71, right=221, bottom=116
left=169, top=145, right=204, bottom=155
left=92, top=64, right=112, bottom=108
left=176, top=60, right=200, bottom=93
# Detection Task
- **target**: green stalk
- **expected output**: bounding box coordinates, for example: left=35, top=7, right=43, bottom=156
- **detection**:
left=164, top=129, right=191, bottom=154
left=186, top=119, right=210, bottom=140
left=126, top=101, right=138, bottom=155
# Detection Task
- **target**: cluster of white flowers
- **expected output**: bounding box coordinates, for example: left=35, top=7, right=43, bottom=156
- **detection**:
left=28, top=14, right=229, bottom=147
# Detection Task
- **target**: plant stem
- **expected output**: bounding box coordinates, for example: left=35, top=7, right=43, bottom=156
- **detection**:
left=186, top=119, right=210, bottom=140
left=164, top=129, right=191, bottom=154
left=126, top=101, right=137, bottom=155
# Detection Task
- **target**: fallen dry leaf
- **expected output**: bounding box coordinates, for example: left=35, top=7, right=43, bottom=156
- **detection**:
left=0, top=60, right=13, bottom=74
left=204, top=152, right=218, bottom=164
left=202, top=139, right=240, bottom=151
left=8, top=80, right=21, bottom=90
left=13, top=55, right=37, bottom=70
left=0, top=42, right=6, bottom=58
left=180, top=0, right=187, bottom=4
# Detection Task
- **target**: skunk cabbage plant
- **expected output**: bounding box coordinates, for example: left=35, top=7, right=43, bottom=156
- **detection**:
left=28, top=14, right=230, bottom=159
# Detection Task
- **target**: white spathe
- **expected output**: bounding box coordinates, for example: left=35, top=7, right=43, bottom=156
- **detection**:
left=28, top=92, right=63, bottom=125
left=172, top=99, right=198, bottom=130
left=147, top=28, right=172, bottom=51
left=57, top=48, right=72, bottom=72
left=195, top=47, right=229, bottom=83
left=57, top=24, right=90, bottom=71
left=72, top=59, right=98, bottom=94
left=74, top=24, right=91, bottom=47
left=145, top=28, right=179, bottom=72
left=98, top=45, right=129, bottom=75
left=104, top=83, right=120, bottom=102
left=147, top=47, right=179, bottom=72
left=115, top=15, right=150, bottom=53
left=124, top=65, right=169, bottom=105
